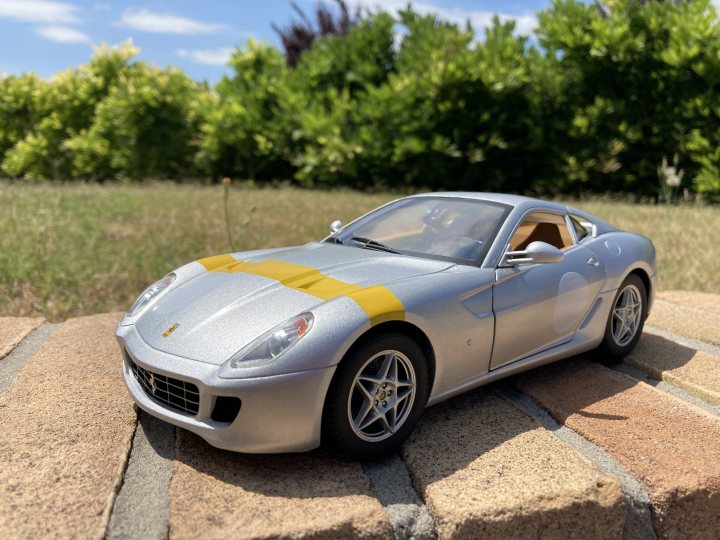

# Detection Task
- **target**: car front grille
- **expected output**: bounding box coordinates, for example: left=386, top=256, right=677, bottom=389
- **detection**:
left=129, top=357, right=200, bottom=416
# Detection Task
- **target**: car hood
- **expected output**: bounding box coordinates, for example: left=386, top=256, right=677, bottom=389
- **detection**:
left=135, top=242, right=453, bottom=365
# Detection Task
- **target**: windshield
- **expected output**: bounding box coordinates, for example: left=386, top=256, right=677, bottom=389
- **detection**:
left=328, top=197, right=510, bottom=264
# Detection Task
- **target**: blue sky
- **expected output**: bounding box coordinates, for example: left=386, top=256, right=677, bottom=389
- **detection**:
left=0, top=1, right=549, bottom=82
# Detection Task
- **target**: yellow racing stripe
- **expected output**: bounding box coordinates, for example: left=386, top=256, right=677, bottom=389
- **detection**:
left=197, top=254, right=237, bottom=271
left=346, top=286, right=405, bottom=326
left=198, top=256, right=405, bottom=326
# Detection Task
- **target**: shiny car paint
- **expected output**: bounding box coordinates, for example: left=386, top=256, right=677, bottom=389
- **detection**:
left=116, top=192, right=657, bottom=453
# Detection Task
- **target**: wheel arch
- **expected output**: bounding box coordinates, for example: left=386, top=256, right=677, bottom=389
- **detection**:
left=627, top=267, right=652, bottom=315
left=331, top=320, right=436, bottom=399
left=320, top=319, right=436, bottom=453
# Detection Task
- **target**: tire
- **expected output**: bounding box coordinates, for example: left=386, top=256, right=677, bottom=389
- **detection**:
left=323, top=333, right=429, bottom=459
left=598, top=273, right=647, bottom=359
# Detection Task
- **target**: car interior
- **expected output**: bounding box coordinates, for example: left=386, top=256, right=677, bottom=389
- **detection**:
left=509, top=212, right=575, bottom=251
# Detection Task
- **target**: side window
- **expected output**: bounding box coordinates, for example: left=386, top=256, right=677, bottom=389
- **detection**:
left=509, top=212, right=574, bottom=251
left=570, top=216, right=589, bottom=242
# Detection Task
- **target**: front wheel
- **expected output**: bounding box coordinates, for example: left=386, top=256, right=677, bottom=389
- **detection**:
left=323, top=333, right=429, bottom=459
left=598, top=274, right=647, bottom=358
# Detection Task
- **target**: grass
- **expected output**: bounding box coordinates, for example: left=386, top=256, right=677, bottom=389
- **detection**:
left=1, top=182, right=718, bottom=322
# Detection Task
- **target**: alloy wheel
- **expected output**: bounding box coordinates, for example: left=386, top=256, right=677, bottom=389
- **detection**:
left=347, top=350, right=417, bottom=442
left=611, top=284, right=642, bottom=347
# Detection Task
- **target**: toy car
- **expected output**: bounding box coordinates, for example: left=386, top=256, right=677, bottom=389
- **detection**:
left=116, top=192, right=656, bottom=457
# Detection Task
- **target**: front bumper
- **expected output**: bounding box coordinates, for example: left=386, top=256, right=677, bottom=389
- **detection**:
left=116, top=324, right=336, bottom=453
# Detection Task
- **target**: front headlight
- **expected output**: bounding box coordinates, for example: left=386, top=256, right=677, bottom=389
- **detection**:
left=226, top=313, right=314, bottom=368
left=127, top=273, right=176, bottom=317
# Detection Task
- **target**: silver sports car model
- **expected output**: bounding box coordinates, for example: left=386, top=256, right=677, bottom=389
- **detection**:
left=117, top=192, right=656, bottom=457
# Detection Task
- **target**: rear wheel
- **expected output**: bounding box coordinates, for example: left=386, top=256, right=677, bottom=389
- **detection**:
left=598, top=274, right=647, bottom=358
left=323, top=333, right=428, bottom=459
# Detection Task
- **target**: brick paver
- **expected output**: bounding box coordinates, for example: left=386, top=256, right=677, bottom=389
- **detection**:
left=170, top=430, right=393, bottom=539
left=0, top=316, right=43, bottom=359
left=2, top=291, right=719, bottom=540
left=402, top=390, right=625, bottom=539
left=0, top=313, right=136, bottom=539
left=627, top=331, right=720, bottom=404
left=516, top=359, right=720, bottom=539
left=649, top=291, right=720, bottom=346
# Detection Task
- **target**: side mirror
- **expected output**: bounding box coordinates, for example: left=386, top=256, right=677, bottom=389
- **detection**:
left=583, top=221, right=598, bottom=238
left=501, top=241, right=564, bottom=266
left=330, top=220, right=343, bottom=233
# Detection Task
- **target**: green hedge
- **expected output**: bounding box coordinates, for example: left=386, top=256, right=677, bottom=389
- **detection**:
left=2, top=0, right=720, bottom=200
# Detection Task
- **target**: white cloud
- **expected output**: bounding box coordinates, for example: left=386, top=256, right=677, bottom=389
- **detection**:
left=36, top=24, right=89, bottom=43
left=0, top=0, right=79, bottom=23
left=354, top=1, right=537, bottom=36
left=177, top=47, right=234, bottom=66
left=118, top=8, right=225, bottom=35
left=445, top=9, right=536, bottom=36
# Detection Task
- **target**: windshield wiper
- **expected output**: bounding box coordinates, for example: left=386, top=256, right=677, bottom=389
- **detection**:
left=324, top=236, right=345, bottom=245
left=350, top=236, right=402, bottom=254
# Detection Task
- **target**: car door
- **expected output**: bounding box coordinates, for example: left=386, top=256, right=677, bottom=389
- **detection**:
left=490, top=211, right=605, bottom=370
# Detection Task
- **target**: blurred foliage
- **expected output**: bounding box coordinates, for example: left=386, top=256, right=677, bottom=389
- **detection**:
left=197, top=41, right=294, bottom=181
left=539, top=0, right=720, bottom=199
left=272, top=0, right=361, bottom=67
left=66, top=64, right=206, bottom=179
left=1, top=43, right=205, bottom=180
left=2, top=1, right=720, bottom=199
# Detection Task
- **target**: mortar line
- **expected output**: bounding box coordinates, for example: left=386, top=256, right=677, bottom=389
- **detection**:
left=105, top=410, right=176, bottom=540
left=493, top=382, right=657, bottom=540
left=644, top=324, right=720, bottom=357
left=362, top=455, right=436, bottom=540
left=611, top=363, right=720, bottom=418
left=102, top=417, right=139, bottom=540
left=0, top=322, right=62, bottom=396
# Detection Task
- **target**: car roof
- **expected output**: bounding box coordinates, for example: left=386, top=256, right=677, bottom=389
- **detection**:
left=407, top=192, right=569, bottom=213
left=406, top=191, right=618, bottom=238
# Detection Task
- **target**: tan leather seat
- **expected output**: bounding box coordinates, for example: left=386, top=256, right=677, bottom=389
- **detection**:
left=515, top=222, right=564, bottom=250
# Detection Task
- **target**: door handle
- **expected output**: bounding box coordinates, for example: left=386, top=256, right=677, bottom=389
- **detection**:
left=587, top=256, right=600, bottom=267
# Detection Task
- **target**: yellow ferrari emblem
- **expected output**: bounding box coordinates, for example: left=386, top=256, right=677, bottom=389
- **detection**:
left=162, top=323, right=179, bottom=337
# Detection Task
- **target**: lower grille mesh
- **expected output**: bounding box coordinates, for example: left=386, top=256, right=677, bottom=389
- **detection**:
left=129, top=357, right=200, bottom=416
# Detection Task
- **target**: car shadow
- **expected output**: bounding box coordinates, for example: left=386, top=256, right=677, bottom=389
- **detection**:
left=173, top=428, right=379, bottom=499
left=163, top=332, right=691, bottom=502
left=508, top=330, right=698, bottom=428
left=169, top=386, right=533, bottom=501
left=515, top=355, right=636, bottom=418
left=138, top=410, right=176, bottom=461
left=395, top=386, right=540, bottom=490
left=627, top=331, right=699, bottom=371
